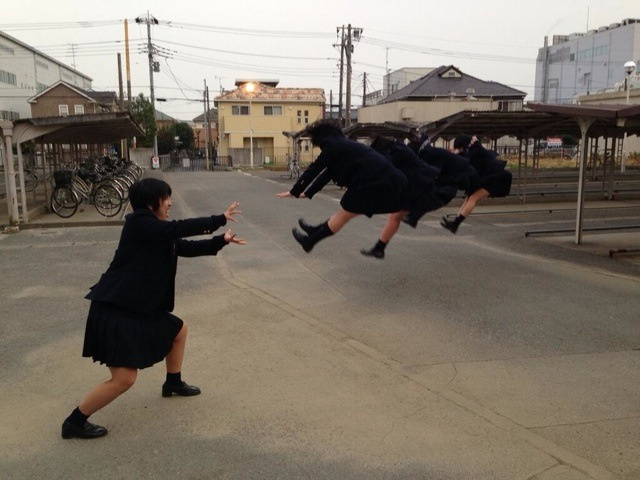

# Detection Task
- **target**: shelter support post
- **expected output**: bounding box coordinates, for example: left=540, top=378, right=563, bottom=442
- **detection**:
left=574, top=117, right=596, bottom=245
left=16, top=143, right=28, bottom=223
left=1, top=122, right=20, bottom=225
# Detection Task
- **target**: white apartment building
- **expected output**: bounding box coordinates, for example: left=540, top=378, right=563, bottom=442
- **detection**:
left=0, top=31, right=92, bottom=120
left=535, top=18, right=640, bottom=104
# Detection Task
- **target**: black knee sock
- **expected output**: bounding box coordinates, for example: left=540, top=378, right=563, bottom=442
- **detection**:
left=166, top=372, right=182, bottom=386
left=66, top=407, right=89, bottom=427
left=311, top=221, right=334, bottom=243
left=304, top=221, right=334, bottom=251
left=298, top=218, right=321, bottom=235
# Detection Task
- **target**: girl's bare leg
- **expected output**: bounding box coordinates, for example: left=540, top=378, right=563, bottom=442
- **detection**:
left=166, top=322, right=188, bottom=374
left=459, top=188, right=490, bottom=218
left=78, top=367, right=138, bottom=415
left=380, top=211, right=407, bottom=243
left=327, top=208, right=359, bottom=233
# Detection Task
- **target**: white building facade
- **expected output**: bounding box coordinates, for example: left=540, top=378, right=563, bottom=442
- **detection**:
left=0, top=31, right=92, bottom=120
left=535, top=18, right=640, bottom=104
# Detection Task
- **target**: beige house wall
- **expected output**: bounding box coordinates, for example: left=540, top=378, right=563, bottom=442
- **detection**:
left=218, top=101, right=324, bottom=157
left=358, top=98, right=500, bottom=124
left=29, top=84, right=116, bottom=118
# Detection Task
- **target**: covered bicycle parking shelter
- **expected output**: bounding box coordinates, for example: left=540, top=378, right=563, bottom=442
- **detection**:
left=0, top=112, right=144, bottom=225
left=345, top=104, right=640, bottom=244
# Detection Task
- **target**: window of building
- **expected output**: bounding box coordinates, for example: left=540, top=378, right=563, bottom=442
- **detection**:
left=0, top=69, right=17, bottom=86
left=297, top=109, right=309, bottom=124
left=74, top=105, right=85, bottom=115
left=36, top=83, right=47, bottom=93
left=0, top=110, right=20, bottom=120
left=232, top=105, right=249, bottom=115
left=0, top=43, right=15, bottom=55
left=59, top=105, right=69, bottom=116
left=497, top=100, right=521, bottom=112
left=264, top=105, right=282, bottom=115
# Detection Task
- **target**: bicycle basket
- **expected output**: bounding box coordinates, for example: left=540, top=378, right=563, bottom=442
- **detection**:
left=54, top=170, right=73, bottom=187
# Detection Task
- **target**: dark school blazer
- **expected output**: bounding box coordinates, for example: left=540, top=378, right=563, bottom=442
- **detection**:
left=86, top=209, right=228, bottom=315
left=418, top=144, right=479, bottom=193
left=289, top=135, right=392, bottom=199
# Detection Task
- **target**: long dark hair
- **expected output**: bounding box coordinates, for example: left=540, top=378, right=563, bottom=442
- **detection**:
left=129, top=178, right=172, bottom=210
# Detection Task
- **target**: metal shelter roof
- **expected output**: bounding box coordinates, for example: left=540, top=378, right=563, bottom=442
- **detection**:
left=421, top=104, right=640, bottom=141
left=11, top=111, right=144, bottom=145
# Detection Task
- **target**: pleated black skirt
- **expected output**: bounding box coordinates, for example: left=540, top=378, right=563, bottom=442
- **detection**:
left=82, top=301, right=183, bottom=369
left=340, top=165, right=407, bottom=217
left=482, top=170, right=513, bottom=198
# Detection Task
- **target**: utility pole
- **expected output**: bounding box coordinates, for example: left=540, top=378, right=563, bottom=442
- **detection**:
left=363, top=72, right=367, bottom=107
left=117, top=53, right=126, bottom=159
left=124, top=20, right=132, bottom=109
left=136, top=12, right=159, bottom=157
left=204, top=79, right=210, bottom=171
left=335, top=26, right=345, bottom=126
left=343, top=24, right=362, bottom=128
left=345, top=24, right=352, bottom=127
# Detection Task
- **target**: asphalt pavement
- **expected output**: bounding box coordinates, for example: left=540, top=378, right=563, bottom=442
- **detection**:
left=0, top=168, right=639, bottom=480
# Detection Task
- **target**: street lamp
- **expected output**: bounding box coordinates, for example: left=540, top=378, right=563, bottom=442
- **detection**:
left=245, top=82, right=255, bottom=168
left=622, top=60, right=636, bottom=172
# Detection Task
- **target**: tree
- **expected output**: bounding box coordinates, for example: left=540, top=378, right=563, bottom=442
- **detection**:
left=156, top=122, right=195, bottom=155
left=173, top=122, right=194, bottom=151
left=157, top=125, right=175, bottom=154
left=131, top=93, right=156, bottom=148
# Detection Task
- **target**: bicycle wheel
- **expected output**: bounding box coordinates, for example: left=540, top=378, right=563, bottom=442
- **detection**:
left=93, top=184, right=122, bottom=217
left=51, top=186, right=79, bottom=218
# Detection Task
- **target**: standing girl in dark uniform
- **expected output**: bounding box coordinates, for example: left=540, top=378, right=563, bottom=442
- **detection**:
left=276, top=120, right=407, bottom=253
left=440, top=134, right=512, bottom=234
left=61, top=178, right=246, bottom=439
left=361, top=136, right=456, bottom=259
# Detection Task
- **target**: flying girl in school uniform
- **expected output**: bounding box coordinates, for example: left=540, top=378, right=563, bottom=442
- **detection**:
left=440, top=134, right=512, bottom=234
left=360, top=136, right=456, bottom=259
left=276, top=120, right=407, bottom=253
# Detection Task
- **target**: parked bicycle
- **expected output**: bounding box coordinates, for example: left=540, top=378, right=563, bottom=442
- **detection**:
left=50, top=168, right=123, bottom=218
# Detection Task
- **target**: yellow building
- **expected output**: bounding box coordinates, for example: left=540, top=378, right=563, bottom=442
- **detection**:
left=215, top=80, right=325, bottom=167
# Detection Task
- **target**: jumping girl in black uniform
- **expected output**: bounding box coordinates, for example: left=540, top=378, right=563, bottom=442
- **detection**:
left=401, top=135, right=477, bottom=229
left=361, top=136, right=456, bottom=259
left=440, top=134, right=512, bottom=234
left=276, top=120, right=407, bottom=253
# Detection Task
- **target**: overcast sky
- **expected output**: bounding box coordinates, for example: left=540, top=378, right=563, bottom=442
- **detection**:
left=2, top=0, right=638, bottom=121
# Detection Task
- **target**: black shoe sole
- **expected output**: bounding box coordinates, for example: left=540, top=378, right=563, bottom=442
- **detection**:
left=162, top=385, right=201, bottom=397
left=360, top=248, right=384, bottom=259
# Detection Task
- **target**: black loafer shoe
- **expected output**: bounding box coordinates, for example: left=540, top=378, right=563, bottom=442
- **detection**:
left=440, top=217, right=459, bottom=234
left=61, top=420, right=108, bottom=439
left=162, top=381, right=201, bottom=397
left=360, top=248, right=384, bottom=259
left=292, top=228, right=313, bottom=253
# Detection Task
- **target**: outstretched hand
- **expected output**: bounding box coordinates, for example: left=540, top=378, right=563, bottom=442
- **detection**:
left=276, top=191, right=305, bottom=198
left=224, top=229, right=246, bottom=245
left=224, top=201, right=242, bottom=222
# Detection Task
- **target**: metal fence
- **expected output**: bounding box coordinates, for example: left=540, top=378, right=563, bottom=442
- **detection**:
left=159, top=155, right=233, bottom=172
